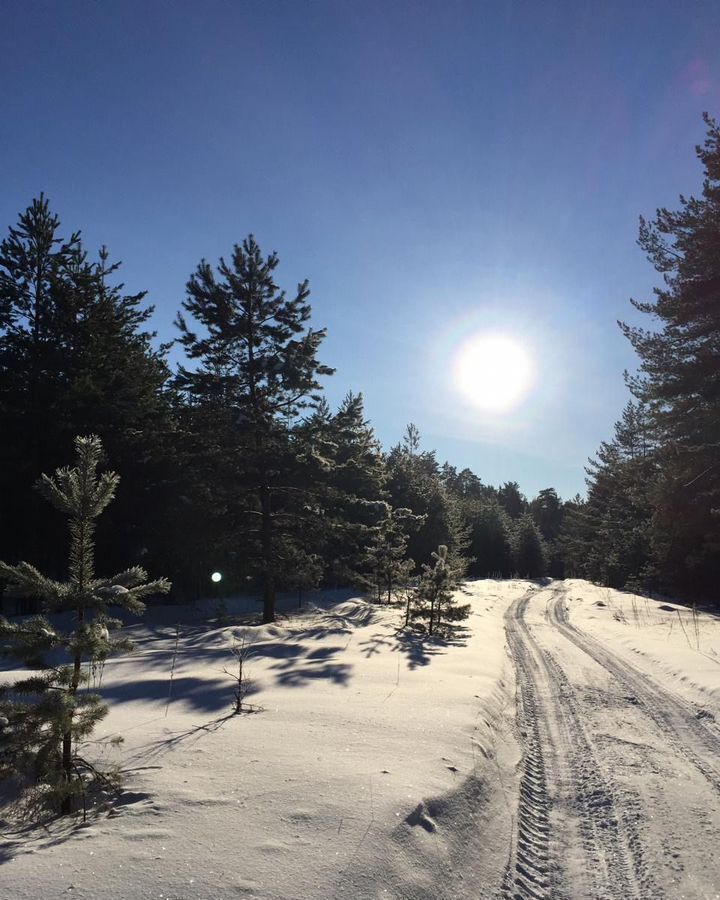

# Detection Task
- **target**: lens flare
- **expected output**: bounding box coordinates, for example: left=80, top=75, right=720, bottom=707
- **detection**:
left=453, top=333, right=535, bottom=413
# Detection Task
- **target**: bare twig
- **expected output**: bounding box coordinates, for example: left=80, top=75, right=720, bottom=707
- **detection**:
left=676, top=609, right=693, bottom=650
left=165, top=624, right=180, bottom=717
left=684, top=460, right=720, bottom=488
left=224, top=634, right=261, bottom=714
left=381, top=657, right=401, bottom=703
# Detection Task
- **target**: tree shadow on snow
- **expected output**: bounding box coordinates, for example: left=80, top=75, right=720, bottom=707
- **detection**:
left=0, top=782, right=160, bottom=865
left=123, top=713, right=235, bottom=766
left=0, top=817, right=83, bottom=865
left=278, top=601, right=376, bottom=641
left=358, top=633, right=394, bottom=658
left=269, top=645, right=352, bottom=687
left=99, top=673, right=258, bottom=715
left=245, top=603, right=377, bottom=687
left=392, top=624, right=471, bottom=671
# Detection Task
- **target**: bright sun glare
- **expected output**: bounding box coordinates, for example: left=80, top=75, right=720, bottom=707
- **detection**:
left=453, top=333, right=535, bottom=413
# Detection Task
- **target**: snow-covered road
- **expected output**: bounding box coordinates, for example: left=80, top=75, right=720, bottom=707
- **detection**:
left=2, top=580, right=719, bottom=899
left=503, top=583, right=720, bottom=900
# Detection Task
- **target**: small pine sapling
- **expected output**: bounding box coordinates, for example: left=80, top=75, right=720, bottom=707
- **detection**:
left=0, top=436, right=170, bottom=818
left=410, top=545, right=470, bottom=636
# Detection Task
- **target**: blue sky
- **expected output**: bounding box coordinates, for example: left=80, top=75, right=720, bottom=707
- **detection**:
left=2, top=0, right=719, bottom=498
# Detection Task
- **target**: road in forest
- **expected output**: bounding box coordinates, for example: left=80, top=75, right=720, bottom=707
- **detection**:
left=501, top=583, right=720, bottom=900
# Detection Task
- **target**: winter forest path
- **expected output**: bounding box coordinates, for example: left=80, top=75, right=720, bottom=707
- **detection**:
left=502, top=583, right=720, bottom=900
left=3, top=583, right=720, bottom=900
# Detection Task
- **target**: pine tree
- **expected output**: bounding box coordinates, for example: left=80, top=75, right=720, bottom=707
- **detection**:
left=440, top=465, right=510, bottom=577
left=362, top=505, right=419, bottom=606
left=410, top=544, right=470, bottom=636
left=529, top=488, right=567, bottom=577
left=0, top=196, right=83, bottom=575
left=619, top=114, right=720, bottom=597
left=497, top=481, right=527, bottom=520
left=529, top=488, right=564, bottom=543
left=466, top=501, right=514, bottom=577
left=175, top=236, right=333, bottom=622
left=299, top=392, right=387, bottom=587
left=606, top=405, right=655, bottom=588
left=555, top=494, right=587, bottom=578
left=563, top=402, right=656, bottom=588
left=0, top=197, right=173, bottom=584
left=512, top=514, right=547, bottom=578
left=61, top=246, right=175, bottom=577
left=386, top=425, right=454, bottom=566
left=0, top=436, right=170, bottom=817
left=164, top=374, right=250, bottom=601
left=328, top=392, right=388, bottom=580
left=440, top=464, right=485, bottom=502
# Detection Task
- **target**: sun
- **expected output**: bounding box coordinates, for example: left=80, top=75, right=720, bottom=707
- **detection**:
left=453, top=333, right=535, bottom=413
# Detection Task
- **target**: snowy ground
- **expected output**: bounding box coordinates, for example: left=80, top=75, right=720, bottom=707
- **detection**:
left=1, top=580, right=720, bottom=899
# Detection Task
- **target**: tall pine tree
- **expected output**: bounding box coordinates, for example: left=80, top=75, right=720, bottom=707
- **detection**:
left=559, top=403, right=655, bottom=588
left=386, top=425, right=455, bottom=566
left=511, top=514, right=547, bottom=578
left=619, top=115, right=720, bottom=597
left=301, top=392, right=387, bottom=587
left=175, top=236, right=333, bottom=622
left=0, top=197, right=173, bottom=584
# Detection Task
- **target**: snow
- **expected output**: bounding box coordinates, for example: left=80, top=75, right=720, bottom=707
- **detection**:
left=2, top=580, right=719, bottom=899
left=563, top=579, right=720, bottom=708
left=0, top=583, right=513, bottom=899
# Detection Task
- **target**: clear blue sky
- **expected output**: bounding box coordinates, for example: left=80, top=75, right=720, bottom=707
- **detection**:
left=2, top=0, right=718, bottom=498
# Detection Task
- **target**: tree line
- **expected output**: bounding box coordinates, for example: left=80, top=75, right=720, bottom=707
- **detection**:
left=0, top=209, right=559, bottom=817
left=2, top=117, right=717, bottom=620
left=2, top=115, right=717, bottom=820
left=0, top=200, right=559, bottom=628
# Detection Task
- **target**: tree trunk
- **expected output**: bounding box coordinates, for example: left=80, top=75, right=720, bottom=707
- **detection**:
left=260, top=484, right=275, bottom=623
left=60, top=729, right=74, bottom=815
left=262, top=568, right=275, bottom=623
left=61, top=608, right=84, bottom=814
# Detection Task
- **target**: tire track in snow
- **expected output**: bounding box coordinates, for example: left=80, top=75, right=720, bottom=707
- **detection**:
left=549, top=589, right=720, bottom=796
left=503, top=594, right=552, bottom=900
left=503, top=591, right=647, bottom=900
left=538, top=642, right=658, bottom=899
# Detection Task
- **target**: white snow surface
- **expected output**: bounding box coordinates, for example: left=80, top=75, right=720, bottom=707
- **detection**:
left=0, top=582, right=514, bottom=899
left=563, top=579, right=720, bottom=709
left=2, top=579, right=720, bottom=899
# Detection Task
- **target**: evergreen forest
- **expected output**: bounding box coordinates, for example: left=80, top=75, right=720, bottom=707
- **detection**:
left=1, top=115, right=719, bottom=625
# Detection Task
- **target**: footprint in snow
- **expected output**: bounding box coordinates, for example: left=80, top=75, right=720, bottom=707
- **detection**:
left=406, top=802, right=437, bottom=833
